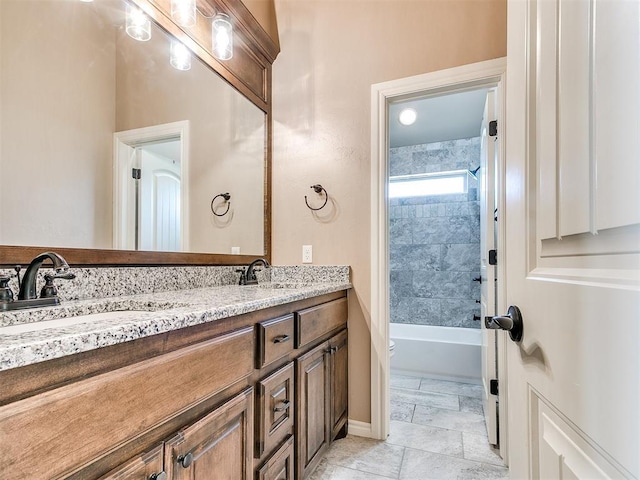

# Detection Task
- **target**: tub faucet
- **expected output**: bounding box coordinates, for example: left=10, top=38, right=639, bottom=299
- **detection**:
left=245, top=258, right=270, bottom=285
left=18, top=251, right=74, bottom=300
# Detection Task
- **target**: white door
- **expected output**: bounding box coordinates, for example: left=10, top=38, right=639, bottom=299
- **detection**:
left=139, top=148, right=181, bottom=252
left=113, top=121, right=190, bottom=252
left=479, top=89, right=498, bottom=446
left=506, top=0, right=639, bottom=478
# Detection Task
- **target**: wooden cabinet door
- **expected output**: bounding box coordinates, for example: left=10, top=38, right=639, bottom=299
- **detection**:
left=98, top=444, right=165, bottom=480
left=256, top=436, right=294, bottom=480
left=165, top=388, right=254, bottom=480
left=295, top=342, right=330, bottom=479
left=328, top=330, right=348, bottom=441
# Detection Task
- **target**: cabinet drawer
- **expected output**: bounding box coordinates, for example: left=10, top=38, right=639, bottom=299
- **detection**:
left=256, top=314, right=295, bottom=368
left=256, top=362, right=295, bottom=459
left=295, top=298, right=348, bottom=349
left=256, top=436, right=294, bottom=480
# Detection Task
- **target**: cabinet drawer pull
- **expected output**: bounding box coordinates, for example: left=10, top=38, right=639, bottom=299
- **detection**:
left=273, top=400, right=291, bottom=412
left=177, top=452, right=194, bottom=468
left=149, top=472, right=167, bottom=480
left=273, top=334, right=290, bottom=344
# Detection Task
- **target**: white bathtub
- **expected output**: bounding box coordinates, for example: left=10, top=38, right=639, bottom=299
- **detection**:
left=390, top=323, right=482, bottom=384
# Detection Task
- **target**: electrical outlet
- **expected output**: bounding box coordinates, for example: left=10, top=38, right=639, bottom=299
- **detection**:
left=302, top=245, right=313, bottom=264
left=231, top=246, right=240, bottom=254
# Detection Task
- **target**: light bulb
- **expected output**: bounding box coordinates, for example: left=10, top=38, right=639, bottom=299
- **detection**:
left=171, top=0, right=196, bottom=28
left=170, top=40, right=191, bottom=70
left=126, top=5, right=151, bottom=42
left=212, top=13, right=233, bottom=60
left=398, top=108, right=417, bottom=126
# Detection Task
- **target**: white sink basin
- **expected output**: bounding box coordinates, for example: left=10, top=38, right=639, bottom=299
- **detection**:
left=0, top=310, right=148, bottom=335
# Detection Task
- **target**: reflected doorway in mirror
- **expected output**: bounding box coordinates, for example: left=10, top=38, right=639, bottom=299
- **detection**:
left=113, top=121, right=190, bottom=252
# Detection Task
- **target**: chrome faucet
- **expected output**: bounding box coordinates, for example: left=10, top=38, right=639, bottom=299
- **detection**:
left=19, top=252, right=74, bottom=300
left=244, top=258, right=270, bottom=286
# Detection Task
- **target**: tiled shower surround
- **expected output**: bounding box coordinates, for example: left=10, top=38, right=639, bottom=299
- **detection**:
left=389, top=137, right=481, bottom=329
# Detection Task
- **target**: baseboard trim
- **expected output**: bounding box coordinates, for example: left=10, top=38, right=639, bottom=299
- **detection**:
left=348, top=419, right=374, bottom=438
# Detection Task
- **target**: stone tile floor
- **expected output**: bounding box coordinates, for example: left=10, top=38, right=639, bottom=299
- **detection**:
left=310, top=373, right=509, bottom=479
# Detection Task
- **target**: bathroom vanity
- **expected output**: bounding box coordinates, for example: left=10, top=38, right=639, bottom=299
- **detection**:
left=0, top=0, right=350, bottom=476
left=0, top=283, right=349, bottom=479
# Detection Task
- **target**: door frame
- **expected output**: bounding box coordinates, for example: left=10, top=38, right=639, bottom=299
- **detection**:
left=369, top=58, right=508, bottom=458
left=113, top=120, right=190, bottom=251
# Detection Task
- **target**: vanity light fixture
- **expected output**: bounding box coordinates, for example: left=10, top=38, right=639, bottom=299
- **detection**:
left=398, top=108, right=417, bottom=126
left=212, top=13, right=233, bottom=60
left=171, top=0, right=196, bottom=28
left=125, top=5, right=151, bottom=41
left=170, top=40, right=192, bottom=70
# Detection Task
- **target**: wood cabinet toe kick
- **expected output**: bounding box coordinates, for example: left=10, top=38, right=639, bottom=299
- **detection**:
left=0, top=289, right=348, bottom=480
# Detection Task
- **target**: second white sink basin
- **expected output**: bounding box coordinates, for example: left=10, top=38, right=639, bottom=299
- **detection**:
left=0, top=310, right=149, bottom=335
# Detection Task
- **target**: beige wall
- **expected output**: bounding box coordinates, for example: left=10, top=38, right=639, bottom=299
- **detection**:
left=0, top=0, right=116, bottom=249
left=270, top=0, right=506, bottom=423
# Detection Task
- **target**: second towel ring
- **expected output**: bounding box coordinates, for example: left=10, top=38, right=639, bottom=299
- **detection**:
left=211, top=192, right=231, bottom=217
left=304, top=184, right=329, bottom=211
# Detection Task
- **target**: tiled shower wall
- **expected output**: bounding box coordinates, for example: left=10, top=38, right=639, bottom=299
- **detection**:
left=389, top=137, right=481, bottom=329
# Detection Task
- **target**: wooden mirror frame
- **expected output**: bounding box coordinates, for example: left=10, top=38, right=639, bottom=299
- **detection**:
left=0, top=0, right=278, bottom=267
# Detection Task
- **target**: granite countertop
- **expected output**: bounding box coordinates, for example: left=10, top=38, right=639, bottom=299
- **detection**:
left=0, top=282, right=351, bottom=372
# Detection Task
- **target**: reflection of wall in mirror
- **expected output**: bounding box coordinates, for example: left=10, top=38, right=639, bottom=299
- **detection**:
left=115, top=20, right=265, bottom=255
left=0, top=0, right=265, bottom=256
left=0, top=0, right=116, bottom=248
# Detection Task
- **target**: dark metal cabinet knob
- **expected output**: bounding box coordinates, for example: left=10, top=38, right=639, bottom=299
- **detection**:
left=485, top=305, right=523, bottom=342
left=149, top=472, right=167, bottom=480
left=177, top=452, right=194, bottom=468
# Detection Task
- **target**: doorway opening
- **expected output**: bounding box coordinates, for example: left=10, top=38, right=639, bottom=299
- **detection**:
left=370, top=58, right=508, bottom=461
left=113, top=121, right=190, bottom=252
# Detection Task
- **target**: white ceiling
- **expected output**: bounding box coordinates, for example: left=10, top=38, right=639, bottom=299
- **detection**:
left=389, top=89, right=489, bottom=148
left=142, top=139, right=182, bottom=163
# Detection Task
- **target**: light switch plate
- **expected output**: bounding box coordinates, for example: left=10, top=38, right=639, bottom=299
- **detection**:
left=302, top=245, right=313, bottom=263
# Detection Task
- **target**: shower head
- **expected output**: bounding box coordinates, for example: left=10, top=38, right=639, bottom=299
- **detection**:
left=468, top=166, right=480, bottom=179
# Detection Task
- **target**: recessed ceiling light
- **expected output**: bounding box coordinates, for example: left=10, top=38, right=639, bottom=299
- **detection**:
left=398, top=108, right=417, bottom=126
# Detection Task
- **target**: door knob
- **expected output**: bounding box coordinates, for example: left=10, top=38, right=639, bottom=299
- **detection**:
left=485, top=305, right=523, bottom=342
left=149, top=472, right=167, bottom=480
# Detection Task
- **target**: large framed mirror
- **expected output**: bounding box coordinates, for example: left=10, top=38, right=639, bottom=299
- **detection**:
left=0, top=0, right=277, bottom=266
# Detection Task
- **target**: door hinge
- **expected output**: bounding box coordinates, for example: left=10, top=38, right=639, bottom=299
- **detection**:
left=489, top=249, right=498, bottom=266
left=490, top=379, right=499, bottom=396
left=489, top=120, right=498, bottom=137
left=132, top=168, right=141, bottom=180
